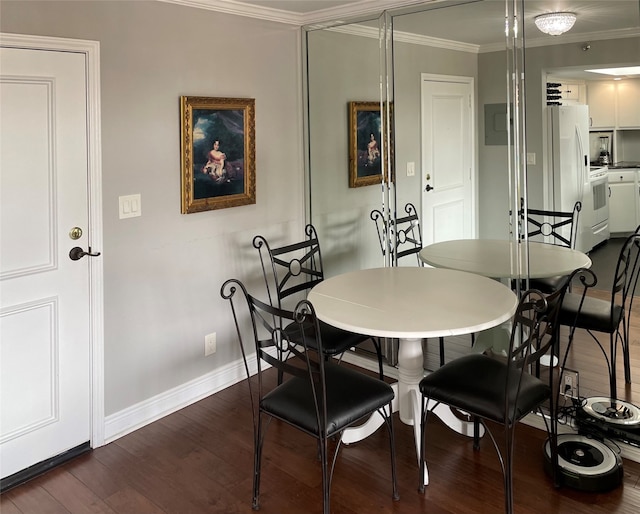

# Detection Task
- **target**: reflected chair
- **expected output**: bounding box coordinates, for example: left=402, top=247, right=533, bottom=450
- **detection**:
left=371, top=202, right=423, bottom=266
left=522, top=200, right=582, bottom=294
left=558, top=231, right=640, bottom=399
left=371, top=203, right=446, bottom=367
left=221, top=279, right=399, bottom=514
left=253, top=225, right=384, bottom=379
left=418, top=271, right=583, bottom=514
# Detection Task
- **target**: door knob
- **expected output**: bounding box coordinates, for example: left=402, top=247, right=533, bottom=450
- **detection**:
left=69, top=246, right=101, bottom=261
left=425, top=184, right=434, bottom=192
left=69, top=227, right=83, bottom=240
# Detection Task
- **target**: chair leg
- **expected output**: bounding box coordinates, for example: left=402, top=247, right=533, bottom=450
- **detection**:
left=439, top=337, right=445, bottom=367
left=473, top=417, right=480, bottom=450
left=320, top=436, right=330, bottom=514
left=372, top=337, right=385, bottom=380
left=610, top=333, right=618, bottom=400
left=622, top=325, right=632, bottom=384
left=418, top=397, right=427, bottom=493
left=504, top=426, right=515, bottom=514
left=383, top=403, right=400, bottom=501
left=252, top=416, right=264, bottom=510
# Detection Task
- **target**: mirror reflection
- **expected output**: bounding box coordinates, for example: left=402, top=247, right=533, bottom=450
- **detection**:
left=304, top=0, right=639, bottom=402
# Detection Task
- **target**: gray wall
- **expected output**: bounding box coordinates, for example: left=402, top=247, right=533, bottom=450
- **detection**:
left=1, top=0, right=304, bottom=417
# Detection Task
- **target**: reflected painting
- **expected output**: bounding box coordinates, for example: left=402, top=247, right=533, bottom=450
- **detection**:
left=348, top=101, right=392, bottom=188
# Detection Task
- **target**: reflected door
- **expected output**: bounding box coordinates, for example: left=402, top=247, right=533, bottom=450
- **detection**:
left=421, top=75, right=474, bottom=244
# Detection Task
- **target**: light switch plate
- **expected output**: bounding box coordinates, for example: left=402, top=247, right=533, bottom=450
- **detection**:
left=407, top=161, right=415, bottom=177
left=119, top=194, right=141, bottom=219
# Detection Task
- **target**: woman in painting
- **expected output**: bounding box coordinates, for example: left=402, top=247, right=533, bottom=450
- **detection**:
left=202, top=139, right=227, bottom=181
left=367, top=132, right=380, bottom=166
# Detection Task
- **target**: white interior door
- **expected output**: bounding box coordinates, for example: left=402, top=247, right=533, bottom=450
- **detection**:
left=0, top=41, right=98, bottom=481
left=421, top=75, right=475, bottom=245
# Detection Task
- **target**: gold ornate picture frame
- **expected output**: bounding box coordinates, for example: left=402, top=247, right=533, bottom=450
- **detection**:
left=348, top=101, right=393, bottom=188
left=180, top=96, right=256, bottom=213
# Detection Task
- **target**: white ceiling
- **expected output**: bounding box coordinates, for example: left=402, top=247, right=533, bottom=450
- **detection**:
left=173, top=0, right=639, bottom=42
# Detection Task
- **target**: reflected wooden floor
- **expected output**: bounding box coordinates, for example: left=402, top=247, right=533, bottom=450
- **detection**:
left=424, top=289, right=639, bottom=407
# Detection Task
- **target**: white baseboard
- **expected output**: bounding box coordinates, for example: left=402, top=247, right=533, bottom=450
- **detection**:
left=103, top=351, right=640, bottom=466
left=103, top=355, right=256, bottom=444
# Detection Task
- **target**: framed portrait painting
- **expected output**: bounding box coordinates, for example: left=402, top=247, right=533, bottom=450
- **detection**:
left=180, top=96, right=256, bottom=213
left=348, top=101, right=393, bottom=188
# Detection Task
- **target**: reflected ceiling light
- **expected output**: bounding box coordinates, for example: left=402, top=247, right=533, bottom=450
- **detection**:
left=534, top=12, right=577, bottom=36
left=585, top=66, right=640, bottom=77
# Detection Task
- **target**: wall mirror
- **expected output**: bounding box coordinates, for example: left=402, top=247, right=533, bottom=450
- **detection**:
left=304, top=0, right=639, bottom=396
left=304, top=0, right=521, bottom=274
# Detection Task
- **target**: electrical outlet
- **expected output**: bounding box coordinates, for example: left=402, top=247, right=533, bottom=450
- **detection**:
left=205, top=332, right=217, bottom=356
left=561, top=369, right=579, bottom=399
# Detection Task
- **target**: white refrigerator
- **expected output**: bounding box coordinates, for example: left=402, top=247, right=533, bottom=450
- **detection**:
left=548, top=104, right=592, bottom=253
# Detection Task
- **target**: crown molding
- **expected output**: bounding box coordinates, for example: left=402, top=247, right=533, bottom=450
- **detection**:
left=160, top=0, right=435, bottom=25
left=329, top=23, right=480, bottom=53
left=161, top=0, right=640, bottom=52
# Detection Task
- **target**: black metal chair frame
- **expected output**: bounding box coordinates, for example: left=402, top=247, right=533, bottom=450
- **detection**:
left=370, top=203, right=448, bottom=367
left=523, top=200, right=582, bottom=249
left=221, top=279, right=399, bottom=514
left=560, top=231, right=640, bottom=399
left=520, top=200, right=582, bottom=294
left=418, top=271, right=586, bottom=514
left=253, top=224, right=384, bottom=379
left=371, top=202, right=423, bottom=267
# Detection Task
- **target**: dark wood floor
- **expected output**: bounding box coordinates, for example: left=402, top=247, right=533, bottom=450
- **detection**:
left=2, top=283, right=640, bottom=513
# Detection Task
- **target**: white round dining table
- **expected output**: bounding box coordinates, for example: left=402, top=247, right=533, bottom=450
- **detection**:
left=308, top=266, right=518, bottom=485
left=419, top=238, right=591, bottom=279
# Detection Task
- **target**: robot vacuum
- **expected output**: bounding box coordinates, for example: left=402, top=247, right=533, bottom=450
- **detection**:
left=581, top=396, right=640, bottom=426
left=543, top=434, right=623, bottom=492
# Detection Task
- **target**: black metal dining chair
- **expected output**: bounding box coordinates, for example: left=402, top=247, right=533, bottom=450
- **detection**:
left=371, top=202, right=424, bottom=266
left=521, top=200, right=582, bottom=294
left=221, top=279, right=399, bottom=514
left=253, top=224, right=385, bottom=379
left=558, top=231, right=640, bottom=399
left=417, top=268, right=585, bottom=514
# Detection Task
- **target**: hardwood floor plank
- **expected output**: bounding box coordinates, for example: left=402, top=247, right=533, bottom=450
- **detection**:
left=3, top=291, right=640, bottom=513
left=0, top=495, right=23, bottom=514
left=34, top=467, right=117, bottom=514
left=3, top=483, right=70, bottom=514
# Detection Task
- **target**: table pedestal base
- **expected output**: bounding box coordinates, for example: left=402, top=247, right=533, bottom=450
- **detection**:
left=342, top=337, right=483, bottom=486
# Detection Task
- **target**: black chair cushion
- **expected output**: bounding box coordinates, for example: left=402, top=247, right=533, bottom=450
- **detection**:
left=529, top=275, right=570, bottom=294
left=559, top=292, right=623, bottom=334
left=419, top=354, right=550, bottom=424
left=261, top=363, right=394, bottom=437
left=284, top=320, right=370, bottom=356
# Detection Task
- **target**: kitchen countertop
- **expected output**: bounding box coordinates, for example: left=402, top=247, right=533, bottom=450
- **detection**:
left=608, top=162, right=640, bottom=169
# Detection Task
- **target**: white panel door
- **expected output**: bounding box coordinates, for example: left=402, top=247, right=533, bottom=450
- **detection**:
left=0, top=46, right=91, bottom=480
left=421, top=76, right=474, bottom=245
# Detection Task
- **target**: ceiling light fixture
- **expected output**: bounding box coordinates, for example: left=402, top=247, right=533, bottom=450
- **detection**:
left=534, top=12, right=577, bottom=36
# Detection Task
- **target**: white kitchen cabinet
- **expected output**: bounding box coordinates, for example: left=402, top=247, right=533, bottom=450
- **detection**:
left=587, top=81, right=616, bottom=128
left=616, top=80, right=640, bottom=128
left=559, top=82, right=586, bottom=104
left=608, top=170, right=639, bottom=233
